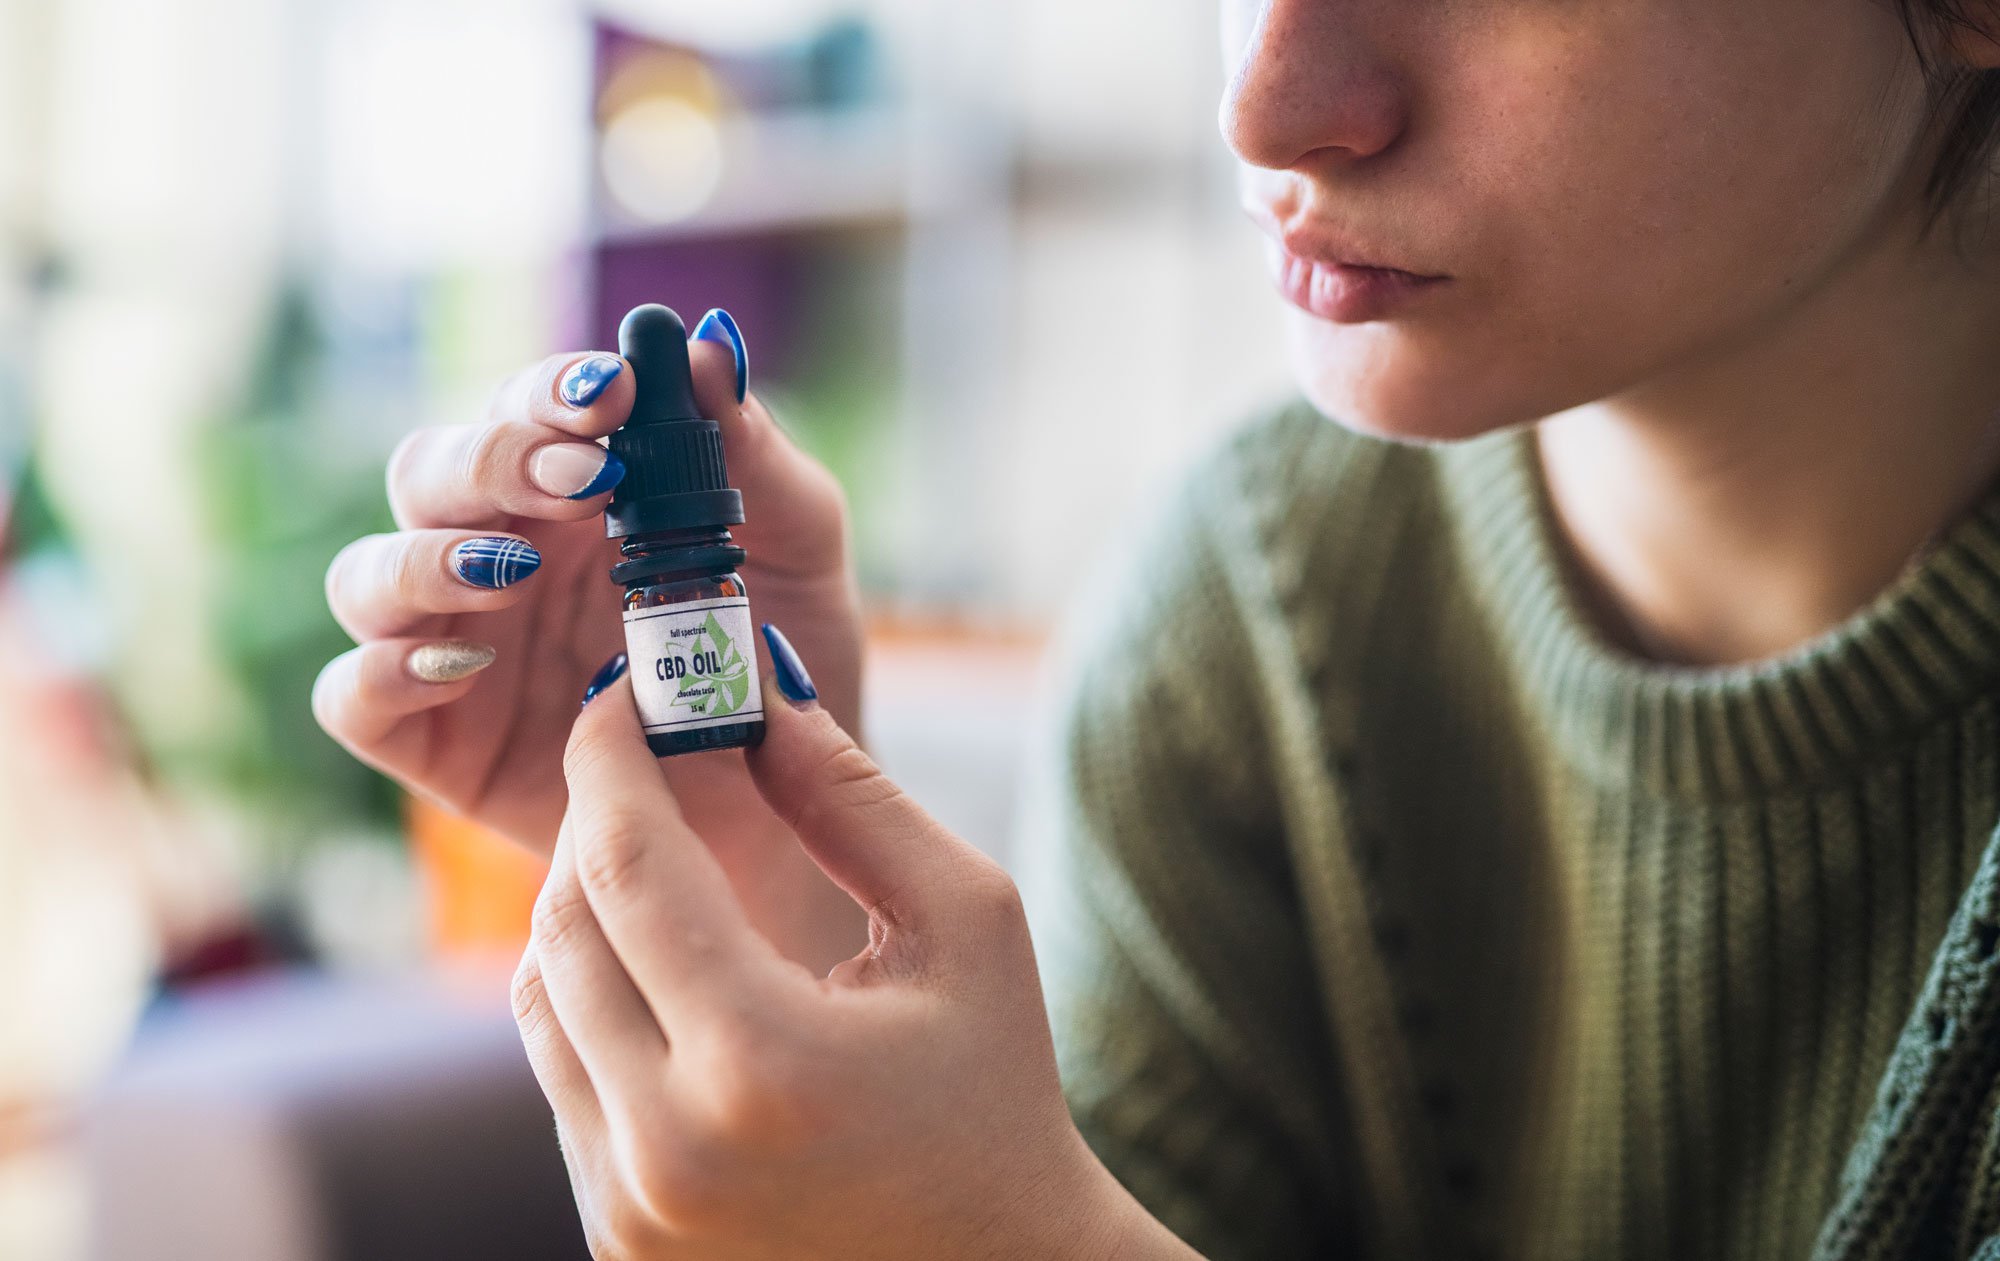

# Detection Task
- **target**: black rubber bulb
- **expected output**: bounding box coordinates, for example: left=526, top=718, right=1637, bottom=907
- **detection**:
left=618, top=304, right=702, bottom=427
left=604, top=301, right=741, bottom=541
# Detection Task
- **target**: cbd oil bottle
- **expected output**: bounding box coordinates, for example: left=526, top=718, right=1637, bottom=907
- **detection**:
left=604, top=303, right=765, bottom=756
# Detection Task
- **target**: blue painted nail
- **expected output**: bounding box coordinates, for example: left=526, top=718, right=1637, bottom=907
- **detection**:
left=761, top=623, right=817, bottom=704
left=451, top=537, right=542, bottom=589
left=691, top=308, right=748, bottom=404
left=566, top=449, right=625, bottom=500
left=559, top=355, right=623, bottom=408
left=581, top=653, right=628, bottom=708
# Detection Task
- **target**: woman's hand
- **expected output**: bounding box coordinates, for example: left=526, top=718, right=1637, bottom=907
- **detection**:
left=511, top=631, right=1198, bottom=1261
left=311, top=315, right=865, bottom=968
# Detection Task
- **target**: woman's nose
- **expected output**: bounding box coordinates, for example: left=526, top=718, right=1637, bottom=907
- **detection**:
left=1219, top=0, right=1408, bottom=173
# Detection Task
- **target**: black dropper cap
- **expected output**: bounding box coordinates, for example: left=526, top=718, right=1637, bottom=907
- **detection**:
left=603, top=304, right=744, bottom=540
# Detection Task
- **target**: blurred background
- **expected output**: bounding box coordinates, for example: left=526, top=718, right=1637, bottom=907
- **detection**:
left=0, top=0, right=1291, bottom=1256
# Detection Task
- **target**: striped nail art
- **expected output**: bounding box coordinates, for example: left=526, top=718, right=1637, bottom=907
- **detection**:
left=452, top=537, right=542, bottom=589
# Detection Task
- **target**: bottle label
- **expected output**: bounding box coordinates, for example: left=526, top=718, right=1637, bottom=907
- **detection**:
left=622, top=596, right=765, bottom=735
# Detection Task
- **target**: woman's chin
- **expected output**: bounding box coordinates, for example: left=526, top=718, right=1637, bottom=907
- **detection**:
left=1293, top=369, right=1520, bottom=446
left=1281, top=308, right=1654, bottom=446
left=1284, top=316, right=1523, bottom=445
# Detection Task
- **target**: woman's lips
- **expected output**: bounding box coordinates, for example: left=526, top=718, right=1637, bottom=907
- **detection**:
left=1264, top=238, right=1449, bottom=324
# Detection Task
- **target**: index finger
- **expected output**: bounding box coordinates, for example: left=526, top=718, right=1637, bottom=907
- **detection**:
left=562, top=673, right=801, bottom=1025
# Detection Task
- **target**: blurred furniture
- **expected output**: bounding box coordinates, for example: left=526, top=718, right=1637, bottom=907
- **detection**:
left=83, top=966, right=585, bottom=1261
left=585, top=14, right=1016, bottom=609
left=862, top=620, right=1045, bottom=870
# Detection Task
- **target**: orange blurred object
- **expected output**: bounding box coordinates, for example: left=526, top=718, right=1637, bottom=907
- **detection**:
left=406, top=797, right=547, bottom=956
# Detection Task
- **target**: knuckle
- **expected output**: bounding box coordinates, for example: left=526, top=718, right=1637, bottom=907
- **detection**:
left=308, top=657, right=352, bottom=735
left=808, top=461, right=850, bottom=522
left=509, top=958, right=557, bottom=1040
left=381, top=534, right=423, bottom=602
left=626, top=1129, right=738, bottom=1234
left=787, top=741, right=897, bottom=834
left=385, top=429, right=426, bottom=502
left=486, top=363, right=532, bottom=420
left=463, top=422, right=516, bottom=497
left=324, top=538, right=358, bottom=604
left=323, top=536, right=377, bottom=624
left=702, top=1028, right=824, bottom=1148
left=594, top=1191, right=659, bottom=1255
left=529, top=872, right=594, bottom=957
left=572, top=808, right=651, bottom=903
left=960, top=859, right=1028, bottom=932
left=825, top=740, right=891, bottom=796
left=561, top=726, right=611, bottom=786
left=777, top=441, right=851, bottom=542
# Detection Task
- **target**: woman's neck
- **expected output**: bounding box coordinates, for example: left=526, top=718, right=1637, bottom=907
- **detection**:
left=1534, top=211, right=2000, bottom=668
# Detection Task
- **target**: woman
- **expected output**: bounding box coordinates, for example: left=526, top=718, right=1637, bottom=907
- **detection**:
left=315, top=0, right=2000, bottom=1256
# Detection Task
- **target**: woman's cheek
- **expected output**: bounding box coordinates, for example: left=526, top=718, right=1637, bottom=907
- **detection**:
left=1271, top=32, right=1668, bottom=437
left=1273, top=0, right=1923, bottom=446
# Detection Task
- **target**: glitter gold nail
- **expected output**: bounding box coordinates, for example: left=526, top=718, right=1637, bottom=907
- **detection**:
left=406, top=640, right=498, bottom=684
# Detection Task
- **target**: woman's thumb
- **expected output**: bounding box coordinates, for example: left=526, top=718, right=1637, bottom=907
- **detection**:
left=744, top=625, right=982, bottom=925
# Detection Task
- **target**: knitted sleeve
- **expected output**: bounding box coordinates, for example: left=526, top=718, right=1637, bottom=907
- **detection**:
left=1016, top=415, right=1361, bottom=1260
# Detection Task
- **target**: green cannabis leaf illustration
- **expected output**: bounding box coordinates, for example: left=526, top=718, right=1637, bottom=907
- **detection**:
left=704, top=611, right=749, bottom=717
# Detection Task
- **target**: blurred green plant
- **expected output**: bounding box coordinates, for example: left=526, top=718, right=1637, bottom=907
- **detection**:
left=193, top=283, right=402, bottom=846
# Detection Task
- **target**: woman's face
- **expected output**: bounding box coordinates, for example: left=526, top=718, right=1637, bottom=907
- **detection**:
left=1222, top=0, right=1941, bottom=441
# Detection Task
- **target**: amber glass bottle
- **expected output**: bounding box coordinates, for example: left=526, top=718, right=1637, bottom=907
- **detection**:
left=604, top=305, right=765, bottom=757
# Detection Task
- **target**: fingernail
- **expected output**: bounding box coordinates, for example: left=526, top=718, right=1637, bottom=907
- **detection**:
left=531, top=443, right=624, bottom=500
left=581, top=653, right=628, bottom=708
left=451, top=536, right=542, bottom=589
left=559, top=355, right=623, bottom=408
left=691, top=308, right=748, bottom=404
left=761, top=623, right=817, bottom=705
left=408, top=640, right=497, bottom=684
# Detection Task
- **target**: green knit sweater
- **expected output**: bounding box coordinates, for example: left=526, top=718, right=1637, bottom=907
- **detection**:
left=1019, top=397, right=2000, bottom=1260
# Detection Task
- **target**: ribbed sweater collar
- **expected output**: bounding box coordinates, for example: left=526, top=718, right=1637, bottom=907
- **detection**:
left=1433, top=424, right=2000, bottom=802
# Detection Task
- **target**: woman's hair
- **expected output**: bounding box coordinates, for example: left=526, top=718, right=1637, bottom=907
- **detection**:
left=1895, top=0, right=2000, bottom=233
